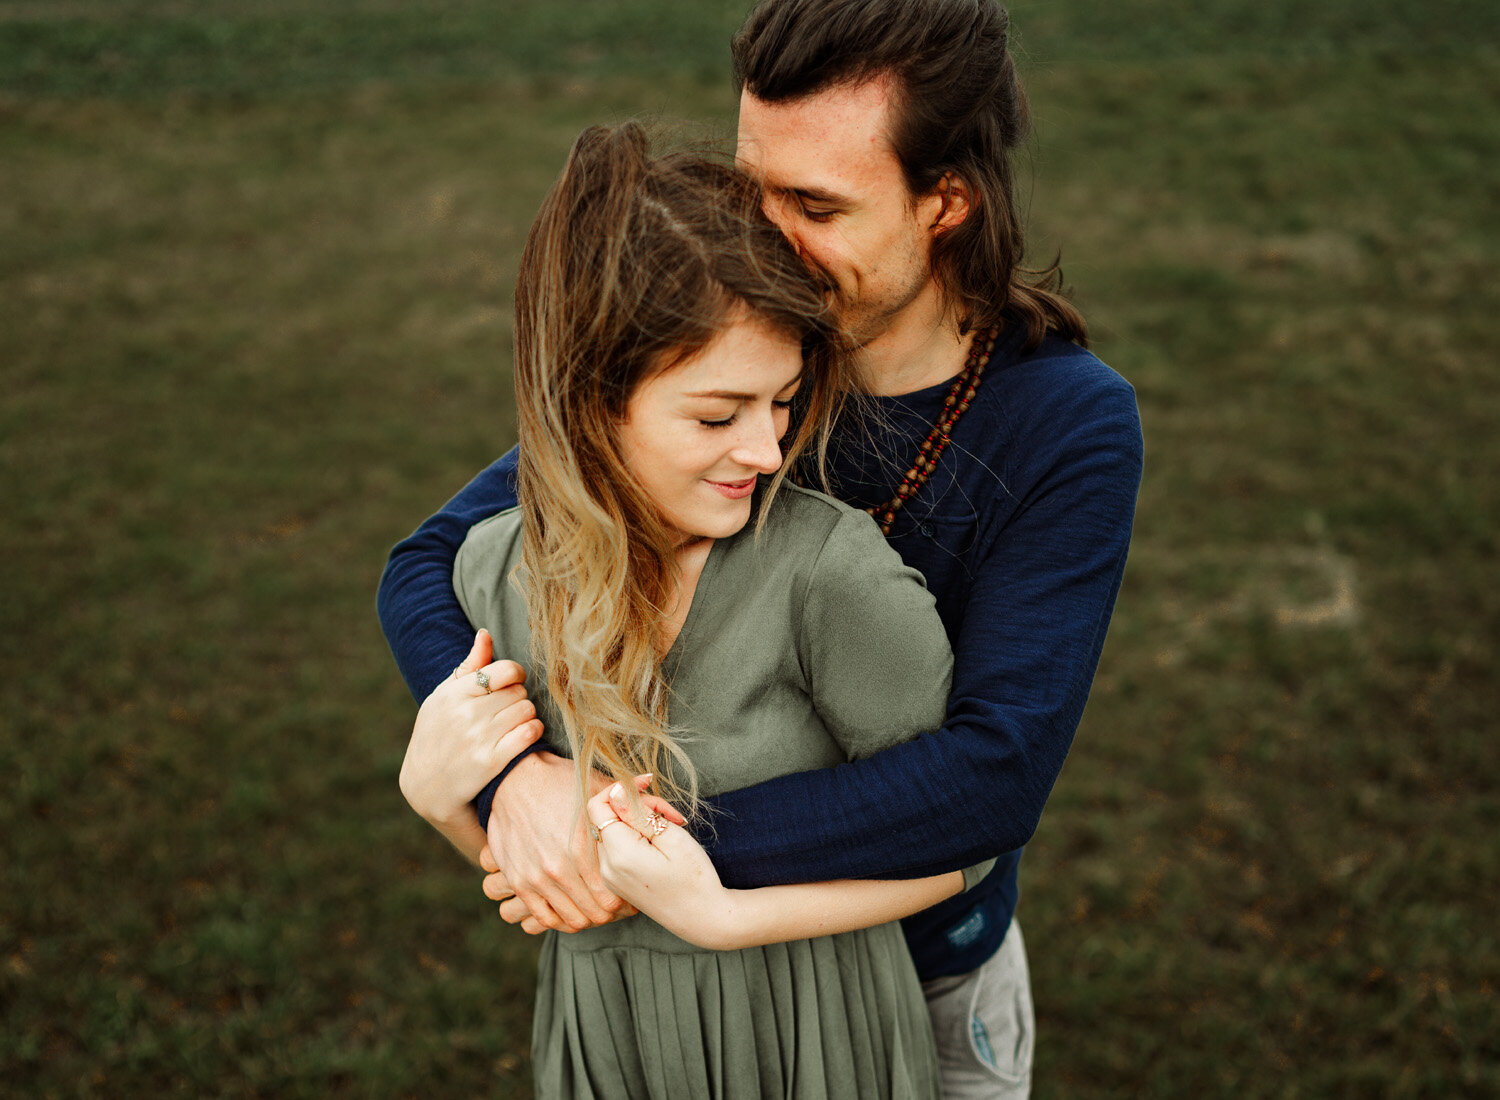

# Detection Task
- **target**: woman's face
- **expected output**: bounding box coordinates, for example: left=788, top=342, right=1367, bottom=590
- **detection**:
left=617, top=308, right=804, bottom=544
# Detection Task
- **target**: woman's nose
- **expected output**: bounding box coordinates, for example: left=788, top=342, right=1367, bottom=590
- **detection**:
left=733, top=413, right=785, bottom=474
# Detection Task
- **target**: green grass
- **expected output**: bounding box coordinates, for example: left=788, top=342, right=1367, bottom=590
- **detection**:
left=3, top=1, right=1498, bottom=1096
left=0, top=0, right=744, bottom=99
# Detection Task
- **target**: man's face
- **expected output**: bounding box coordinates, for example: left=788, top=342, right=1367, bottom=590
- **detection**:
left=736, top=76, right=949, bottom=345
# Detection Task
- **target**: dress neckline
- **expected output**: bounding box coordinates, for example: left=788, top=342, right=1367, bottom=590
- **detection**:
left=662, top=533, right=727, bottom=674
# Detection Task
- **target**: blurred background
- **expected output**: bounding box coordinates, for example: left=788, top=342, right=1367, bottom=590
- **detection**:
left=2, top=1, right=1496, bottom=1096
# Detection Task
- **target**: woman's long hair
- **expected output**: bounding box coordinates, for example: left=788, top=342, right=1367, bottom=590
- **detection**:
left=513, top=122, right=852, bottom=817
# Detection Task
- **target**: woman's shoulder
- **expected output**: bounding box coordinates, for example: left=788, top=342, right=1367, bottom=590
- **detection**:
left=760, top=481, right=877, bottom=543
left=738, top=482, right=919, bottom=600
left=458, top=505, right=524, bottom=558
left=453, top=506, right=524, bottom=608
left=733, top=481, right=897, bottom=578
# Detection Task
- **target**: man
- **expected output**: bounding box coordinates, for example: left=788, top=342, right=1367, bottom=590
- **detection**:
left=379, top=1, right=1143, bottom=1094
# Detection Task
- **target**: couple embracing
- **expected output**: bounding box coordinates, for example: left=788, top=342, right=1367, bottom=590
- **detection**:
left=381, top=1, right=1143, bottom=1097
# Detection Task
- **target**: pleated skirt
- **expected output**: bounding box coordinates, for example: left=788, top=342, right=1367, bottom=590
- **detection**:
left=531, top=921, right=941, bottom=1100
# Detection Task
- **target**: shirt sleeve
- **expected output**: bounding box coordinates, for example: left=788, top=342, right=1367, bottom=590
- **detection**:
left=694, top=374, right=1144, bottom=889
left=376, top=448, right=521, bottom=702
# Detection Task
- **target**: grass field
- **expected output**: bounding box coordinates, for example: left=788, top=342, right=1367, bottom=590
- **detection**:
left=2, top=1, right=1497, bottom=1096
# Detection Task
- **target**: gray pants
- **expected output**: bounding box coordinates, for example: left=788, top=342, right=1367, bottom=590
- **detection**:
left=921, top=920, right=1034, bottom=1099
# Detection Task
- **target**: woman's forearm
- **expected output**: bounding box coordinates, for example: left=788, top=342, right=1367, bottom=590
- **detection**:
left=592, top=786, right=964, bottom=951
left=720, top=872, right=964, bottom=949
left=428, top=814, right=489, bottom=870
left=647, top=871, right=965, bottom=951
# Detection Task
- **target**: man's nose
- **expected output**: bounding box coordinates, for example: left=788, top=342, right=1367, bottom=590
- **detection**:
left=762, top=194, right=807, bottom=259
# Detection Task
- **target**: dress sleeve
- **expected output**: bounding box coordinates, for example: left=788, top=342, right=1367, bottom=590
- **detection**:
left=694, top=372, right=1143, bottom=889
left=797, top=508, right=953, bottom=760
left=800, top=510, right=995, bottom=894
left=376, top=448, right=520, bottom=701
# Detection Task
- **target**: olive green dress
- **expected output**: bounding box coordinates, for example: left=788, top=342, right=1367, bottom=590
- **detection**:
left=454, top=484, right=969, bottom=1100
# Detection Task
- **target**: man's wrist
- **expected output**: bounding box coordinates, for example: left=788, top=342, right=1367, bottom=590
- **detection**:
left=472, top=742, right=551, bottom=827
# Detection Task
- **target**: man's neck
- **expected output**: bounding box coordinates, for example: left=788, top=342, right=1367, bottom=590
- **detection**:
left=857, top=287, right=971, bottom=397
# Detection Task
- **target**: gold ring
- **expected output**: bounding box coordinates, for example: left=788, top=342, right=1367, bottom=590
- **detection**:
left=591, top=819, right=626, bottom=841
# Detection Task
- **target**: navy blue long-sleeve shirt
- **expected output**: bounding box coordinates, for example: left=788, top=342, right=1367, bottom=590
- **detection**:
left=377, top=320, right=1143, bottom=979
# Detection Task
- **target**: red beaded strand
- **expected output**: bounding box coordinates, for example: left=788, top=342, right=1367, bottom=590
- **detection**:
left=866, top=327, right=997, bottom=535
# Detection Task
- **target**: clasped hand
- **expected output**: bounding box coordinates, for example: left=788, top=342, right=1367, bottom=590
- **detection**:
left=486, top=778, right=713, bottom=938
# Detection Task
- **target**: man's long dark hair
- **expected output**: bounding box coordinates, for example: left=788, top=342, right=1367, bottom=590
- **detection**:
left=732, top=0, right=1088, bottom=350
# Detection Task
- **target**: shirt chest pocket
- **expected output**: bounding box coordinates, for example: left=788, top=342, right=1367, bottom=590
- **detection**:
left=889, top=509, right=979, bottom=613
left=892, top=507, right=979, bottom=553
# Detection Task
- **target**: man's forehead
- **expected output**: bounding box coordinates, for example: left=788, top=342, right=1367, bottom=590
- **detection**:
left=735, top=80, right=901, bottom=189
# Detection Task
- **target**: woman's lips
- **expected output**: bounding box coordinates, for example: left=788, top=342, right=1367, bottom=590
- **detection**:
left=706, top=476, right=757, bottom=500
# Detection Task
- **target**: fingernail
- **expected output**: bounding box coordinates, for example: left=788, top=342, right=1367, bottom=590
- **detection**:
left=609, top=783, right=624, bottom=800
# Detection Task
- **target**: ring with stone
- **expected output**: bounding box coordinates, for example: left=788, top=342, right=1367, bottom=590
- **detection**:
left=591, top=819, right=626, bottom=841
left=475, top=669, right=491, bottom=692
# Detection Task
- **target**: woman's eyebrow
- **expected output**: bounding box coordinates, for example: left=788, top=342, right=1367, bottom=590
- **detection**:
left=683, top=389, right=756, bottom=400
left=685, top=377, right=802, bottom=402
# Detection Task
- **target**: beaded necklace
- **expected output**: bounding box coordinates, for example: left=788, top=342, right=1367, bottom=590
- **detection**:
left=866, top=327, right=998, bottom=536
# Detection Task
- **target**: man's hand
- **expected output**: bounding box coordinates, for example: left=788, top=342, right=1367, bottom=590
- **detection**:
left=480, top=844, right=640, bottom=935
left=478, top=753, right=624, bottom=932
left=398, top=629, right=542, bottom=833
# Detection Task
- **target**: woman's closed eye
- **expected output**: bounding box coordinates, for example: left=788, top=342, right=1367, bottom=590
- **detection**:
left=695, top=387, right=797, bottom=428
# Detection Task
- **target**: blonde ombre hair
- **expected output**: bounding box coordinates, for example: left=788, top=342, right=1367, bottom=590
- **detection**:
left=513, top=122, right=853, bottom=818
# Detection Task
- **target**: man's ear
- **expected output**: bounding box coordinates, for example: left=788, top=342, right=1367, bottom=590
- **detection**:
left=928, top=173, right=973, bottom=234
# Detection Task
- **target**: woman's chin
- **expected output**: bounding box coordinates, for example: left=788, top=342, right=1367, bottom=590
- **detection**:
left=670, top=500, right=754, bottom=542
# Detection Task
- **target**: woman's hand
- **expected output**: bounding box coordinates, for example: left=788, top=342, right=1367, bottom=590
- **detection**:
left=495, top=773, right=967, bottom=950
left=398, top=629, right=543, bottom=834
left=584, top=781, right=736, bottom=950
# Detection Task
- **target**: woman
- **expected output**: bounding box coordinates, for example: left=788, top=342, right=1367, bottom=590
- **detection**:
left=400, top=122, right=987, bottom=1100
